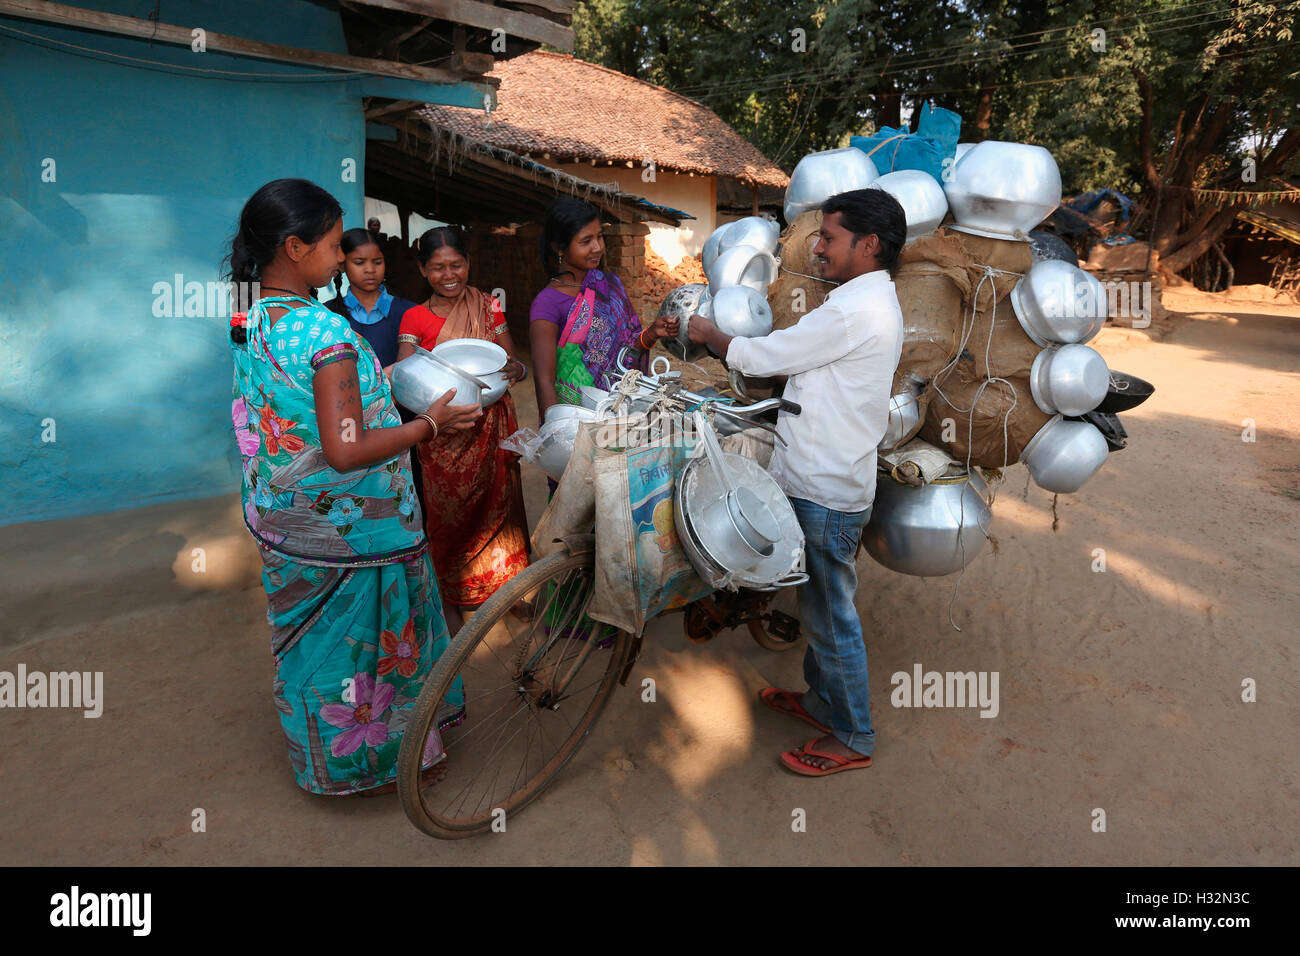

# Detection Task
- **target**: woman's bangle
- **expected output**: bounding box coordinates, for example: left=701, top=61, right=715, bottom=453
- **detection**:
left=416, top=413, right=438, bottom=440
left=510, top=358, right=528, bottom=382
left=638, top=328, right=653, bottom=350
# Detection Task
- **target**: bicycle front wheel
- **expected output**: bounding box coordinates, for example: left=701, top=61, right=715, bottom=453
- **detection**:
left=397, top=544, right=632, bottom=839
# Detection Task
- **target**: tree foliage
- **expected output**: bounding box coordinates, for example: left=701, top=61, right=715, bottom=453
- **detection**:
left=572, top=0, right=1299, bottom=276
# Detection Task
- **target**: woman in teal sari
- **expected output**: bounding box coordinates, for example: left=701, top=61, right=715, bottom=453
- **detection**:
left=227, top=179, right=481, bottom=796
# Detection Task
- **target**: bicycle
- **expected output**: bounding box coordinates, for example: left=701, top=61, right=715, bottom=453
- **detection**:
left=397, top=371, right=803, bottom=839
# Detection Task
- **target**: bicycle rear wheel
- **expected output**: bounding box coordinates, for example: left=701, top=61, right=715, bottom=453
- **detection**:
left=397, top=544, right=632, bottom=839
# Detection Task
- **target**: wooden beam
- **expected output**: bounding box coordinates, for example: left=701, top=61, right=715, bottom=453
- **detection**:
left=365, top=99, right=423, bottom=120
left=0, top=0, right=483, bottom=84
left=348, top=0, right=573, bottom=51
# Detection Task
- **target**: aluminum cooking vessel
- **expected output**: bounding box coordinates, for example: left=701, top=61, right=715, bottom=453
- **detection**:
left=706, top=244, right=778, bottom=296
left=862, top=469, right=992, bottom=577
left=943, top=141, right=1062, bottom=240
left=717, top=216, right=780, bottom=258
left=657, top=283, right=710, bottom=360
left=1029, top=344, right=1109, bottom=417
left=708, top=285, right=773, bottom=341
left=784, top=147, right=880, bottom=223
left=878, top=379, right=927, bottom=452
left=701, top=221, right=736, bottom=275
left=1010, top=260, right=1109, bottom=346
left=432, top=338, right=509, bottom=406
left=390, top=347, right=483, bottom=411
left=1020, top=414, right=1109, bottom=493
left=869, top=170, right=949, bottom=243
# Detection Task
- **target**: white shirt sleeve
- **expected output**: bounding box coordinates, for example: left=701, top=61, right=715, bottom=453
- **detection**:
left=726, top=300, right=857, bottom=377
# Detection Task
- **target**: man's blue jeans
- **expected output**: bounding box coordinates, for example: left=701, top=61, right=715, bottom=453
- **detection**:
left=788, top=497, right=875, bottom=756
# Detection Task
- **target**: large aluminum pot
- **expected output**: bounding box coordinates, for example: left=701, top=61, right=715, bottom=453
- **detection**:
left=706, top=243, right=778, bottom=296
left=1010, top=260, right=1108, bottom=346
left=717, top=216, right=780, bottom=257
left=870, top=170, right=948, bottom=243
left=784, top=147, right=880, bottom=223
left=862, top=469, right=992, bottom=577
left=943, top=141, right=1062, bottom=240
left=390, top=347, right=483, bottom=412
left=657, top=283, right=710, bottom=360
left=1021, top=414, right=1109, bottom=493
left=1029, top=344, right=1109, bottom=416
left=432, top=338, right=509, bottom=406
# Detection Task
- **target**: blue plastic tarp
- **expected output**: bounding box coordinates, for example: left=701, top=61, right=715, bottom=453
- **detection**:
left=850, top=102, right=962, bottom=185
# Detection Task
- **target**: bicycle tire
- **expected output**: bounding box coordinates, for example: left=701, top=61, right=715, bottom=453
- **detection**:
left=397, top=545, right=632, bottom=839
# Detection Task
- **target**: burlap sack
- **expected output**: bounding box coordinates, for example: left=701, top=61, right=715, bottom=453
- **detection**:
left=769, top=210, right=832, bottom=332
left=947, top=230, right=1041, bottom=379
left=919, top=366, right=1049, bottom=468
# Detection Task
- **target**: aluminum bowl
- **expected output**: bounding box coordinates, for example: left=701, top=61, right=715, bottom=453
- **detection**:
left=706, top=244, right=778, bottom=296
left=1010, top=260, right=1108, bottom=346
left=862, top=469, right=992, bottom=577
left=657, top=283, right=710, bottom=361
left=432, top=338, right=509, bottom=406
left=1029, top=344, right=1109, bottom=416
left=784, top=147, right=880, bottom=223
left=943, top=141, right=1062, bottom=240
left=390, top=348, right=483, bottom=412
left=1021, top=415, right=1109, bottom=493
left=953, top=142, right=977, bottom=165
left=870, top=170, right=948, bottom=243
left=717, top=216, right=780, bottom=258
left=701, top=221, right=737, bottom=275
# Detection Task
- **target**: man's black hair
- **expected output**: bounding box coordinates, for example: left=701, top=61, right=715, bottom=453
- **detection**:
left=820, top=188, right=907, bottom=275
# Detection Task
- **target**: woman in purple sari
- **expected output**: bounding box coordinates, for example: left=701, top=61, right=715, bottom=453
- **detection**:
left=529, top=198, right=678, bottom=417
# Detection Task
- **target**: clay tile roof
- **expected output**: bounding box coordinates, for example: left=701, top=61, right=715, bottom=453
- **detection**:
left=419, top=51, right=789, bottom=190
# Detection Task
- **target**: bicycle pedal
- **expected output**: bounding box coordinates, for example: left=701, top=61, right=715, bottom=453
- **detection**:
left=765, top=610, right=801, bottom=644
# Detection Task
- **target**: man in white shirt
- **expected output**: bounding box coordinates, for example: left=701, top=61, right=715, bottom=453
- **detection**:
left=688, top=188, right=906, bottom=776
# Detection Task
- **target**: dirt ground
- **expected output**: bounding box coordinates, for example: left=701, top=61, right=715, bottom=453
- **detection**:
left=1, top=289, right=1296, bottom=865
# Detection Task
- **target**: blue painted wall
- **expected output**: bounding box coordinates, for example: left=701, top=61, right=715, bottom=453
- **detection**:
left=0, top=0, right=370, bottom=525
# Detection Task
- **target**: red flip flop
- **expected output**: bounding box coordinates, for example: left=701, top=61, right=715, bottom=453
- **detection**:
left=759, top=687, right=831, bottom=735
left=779, top=737, right=873, bottom=777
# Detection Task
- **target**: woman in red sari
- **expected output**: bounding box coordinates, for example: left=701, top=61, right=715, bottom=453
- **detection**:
left=396, top=227, right=530, bottom=635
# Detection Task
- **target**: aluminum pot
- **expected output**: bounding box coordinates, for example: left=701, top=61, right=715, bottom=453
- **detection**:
left=943, top=140, right=1062, bottom=240
left=1030, top=344, right=1109, bottom=416
left=709, top=285, right=773, bottom=341
left=543, top=402, right=598, bottom=426
left=390, top=347, right=483, bottom=412
left=657, top=283, right=710, bottom=361
left=953, top=142, right=977, bottom=165
left=1010, top=260, right=1108, bottom=346
left=870, top=170, right=948, bottom=243
left=784, top=147, right=880, bottom=223
left=534, top=412, right=596, bottom=480
left=696, top=487, right=781, bottom=570
left=701, top=222, right=737, bottom=276
left=707, top=243, right=778, bottom=296
left=717, top=216, right=780, bottom=257
left=862, top=469, right=992, bottom=577
left=878, top=379, right=927, bottom=451
left=432, top=338, right=510, bottom=406
left=1021, top=414, right=1109, bottom=493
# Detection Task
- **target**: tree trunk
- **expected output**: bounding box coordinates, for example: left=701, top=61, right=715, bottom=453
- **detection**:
left=971, top=83, right=994, bottom=141
left=1160, top=206, right=1239, bottom=274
